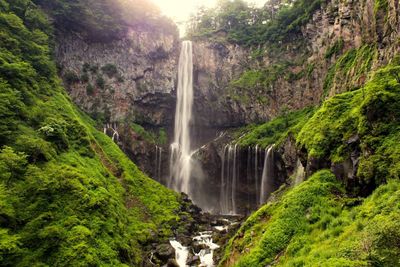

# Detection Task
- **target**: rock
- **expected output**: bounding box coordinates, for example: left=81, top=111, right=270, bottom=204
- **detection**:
left=155, top=244, right=175, bottom=262
left=187, top=255, right=200, bottom=265
left=166, top=259, right=179, bottom=267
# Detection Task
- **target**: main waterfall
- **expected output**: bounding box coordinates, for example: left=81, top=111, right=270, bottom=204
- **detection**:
left=169, top=41, right=194, bottom=194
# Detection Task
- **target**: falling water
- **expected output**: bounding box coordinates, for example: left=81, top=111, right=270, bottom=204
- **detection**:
left=169, top=240, right=189, bottom=267
left=220, top=145, right=228, bottom=214
left=259, top=145, right=275, bottom=205
left=220, top=145, right=238, bottom=215
left=155, top=146, right=163, bottom=182
left=232, top=144, right=238, bottom=213
left=246, top=146, right=252, bottom=210
left=293, top=159, right=305, bottom=186
left=169, top=41, right=194, bottom=194
left=254, top=144, right=259, bottom=204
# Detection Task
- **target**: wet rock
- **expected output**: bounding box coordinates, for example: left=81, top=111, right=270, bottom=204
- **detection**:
left=155, top=244, right=175, bottom=262
left=187, top=255, right=200, bottom=265
left=166, top=259, right=179, bottom=267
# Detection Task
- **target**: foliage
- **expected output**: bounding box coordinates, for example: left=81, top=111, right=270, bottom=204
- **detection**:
left=325, top=38, right=344, bottom=59
left=298, top=61, right=400, bottom=187
left=33, top=0, right=176, bottom=41
left=220, top=170, right=400, bottom=266
left=234, top=107, right=315, bottom=148
left=323, top=45, right=376, bottom=96
left=0, top=1, right=183, bottom=265
left=188, top=0, right=326, bottom=46
left=101, top=63, right=118, bottom=78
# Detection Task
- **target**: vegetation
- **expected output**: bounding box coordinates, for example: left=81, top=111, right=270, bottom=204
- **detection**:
left=32, top=0, right=176, bottom=41
left=187, top=0, right=326, bottom=46
left=0, top=1, right=184, bottom=265
left=130, top=123, right=168, bottom=146
left=298, top=60, right=400, bottom=187
left=234, top=107, right=315, bottom=148
left=223, top=58, right=400, bottom=265
left=220, top=170, right=400, bottom=266
left=323, top=45, right=376, bottom=96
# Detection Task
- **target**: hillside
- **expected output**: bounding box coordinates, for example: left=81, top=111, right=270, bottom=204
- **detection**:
left=0, top=1, right=185, bottom=265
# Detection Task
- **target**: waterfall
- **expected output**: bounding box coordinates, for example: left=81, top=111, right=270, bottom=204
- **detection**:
left=293, top=159, right=305, bottom=186
left=155, top=146, right=163, bottom=182
left=103, top=123, right=119, bottom=142
left=232, top=144, right=238, bottom=214
left=169, top=41, right=194, bottom=194
left=246, top=146, right=252, bottom=210
left=259, top=145, right=275, bottom=205
left=169, top=240, right=189, bottom=267
left=254, top=144, right=259, bottom=204
left=220, top=144, right=238, bottom=215
left=220, top=145, right=228, bottom=214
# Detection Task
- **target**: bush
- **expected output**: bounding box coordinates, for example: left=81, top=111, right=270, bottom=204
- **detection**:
left=86, top=83, right=94, bottom=95
left=95, top=75, right=105, bottom=89
left=64, top=70, right=80, bottom=85
left=101, top=64, right=118, bottom=78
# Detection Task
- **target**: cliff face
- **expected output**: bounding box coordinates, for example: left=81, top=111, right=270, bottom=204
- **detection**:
left=56, top=27, right=179, bottom=126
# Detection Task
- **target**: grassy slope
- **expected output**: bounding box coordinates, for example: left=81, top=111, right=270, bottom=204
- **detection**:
left=220, top=59, right=400, bottom=266
left=0, top=1, right=181, bottom=265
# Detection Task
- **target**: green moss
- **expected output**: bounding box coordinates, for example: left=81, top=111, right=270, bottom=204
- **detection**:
left=325, top=38, right=344, bottom=59
left=234, top=107, right=315, bottom=148
left=299, top=61, right=400, bottom=185
left=220, top=171, right=400, bottom=267
left=323, top=45, right=376, bottom=96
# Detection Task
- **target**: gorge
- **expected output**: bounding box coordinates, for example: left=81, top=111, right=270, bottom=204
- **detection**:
left=1, top=0, right=400, bottom=266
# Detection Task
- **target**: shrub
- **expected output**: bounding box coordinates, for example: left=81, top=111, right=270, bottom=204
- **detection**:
left=64, top=70, right=80, bottom=85
left=101, top=63, right=118, bottom=78
left=95, top=75, right=105, bottom=89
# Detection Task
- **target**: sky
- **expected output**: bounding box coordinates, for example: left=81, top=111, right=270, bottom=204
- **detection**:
left=151, top=0, right=267, bottom=32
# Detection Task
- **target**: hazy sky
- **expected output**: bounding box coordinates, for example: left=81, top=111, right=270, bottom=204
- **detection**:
left=151, top=0, right=267, bottom=23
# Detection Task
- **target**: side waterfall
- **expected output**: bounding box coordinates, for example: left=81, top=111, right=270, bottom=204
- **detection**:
left=260, top=145, right=275, bottom=205
left=254, top=144, right=260, bottom=204
left=220, top=144, right=238, bottom=215
left=155, top=146, right=163, bottom=182
left=169, top=41, right=194, bottom=194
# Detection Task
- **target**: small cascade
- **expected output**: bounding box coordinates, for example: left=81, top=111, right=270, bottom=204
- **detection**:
left=254, top=144, right=260, bottom=204
left=193, top=231, right=220, bottom=266
left=169, top=240, right=189, bottom=267
left=246, top=146, right=252, bottom=209
left=259, top=145, right=275, bottom=205
left=220, top=144, right=238, bottom=215
left=293, top=159, right=305, bottom=186
left=232, top=144, right=238, bottom=213
left=155, top=146, right=163, bottom=182
left=103, top=123, right=119, bottom=142
left=169, top=40, right=194, bottom=195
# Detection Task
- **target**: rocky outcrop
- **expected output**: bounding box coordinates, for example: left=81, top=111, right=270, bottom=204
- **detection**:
left=56, top=26, right=179, bottom=126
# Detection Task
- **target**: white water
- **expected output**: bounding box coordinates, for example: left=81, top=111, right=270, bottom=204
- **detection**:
left=260, top=145, right=275, bottom=205
left=155, top=146, right=163, bottom=182
left=220, top=145, right=238, bottom=215
left=170, top=240, right=189, bottom=267
left=255, top=144, right=260, bottom=204
left=169, top=41, right=194, bottom=194
left=103, top=123, right=119, bottom=142
left=293, top=159, right=305, bottom=186
left=170, top=231, right=220, bottom=267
